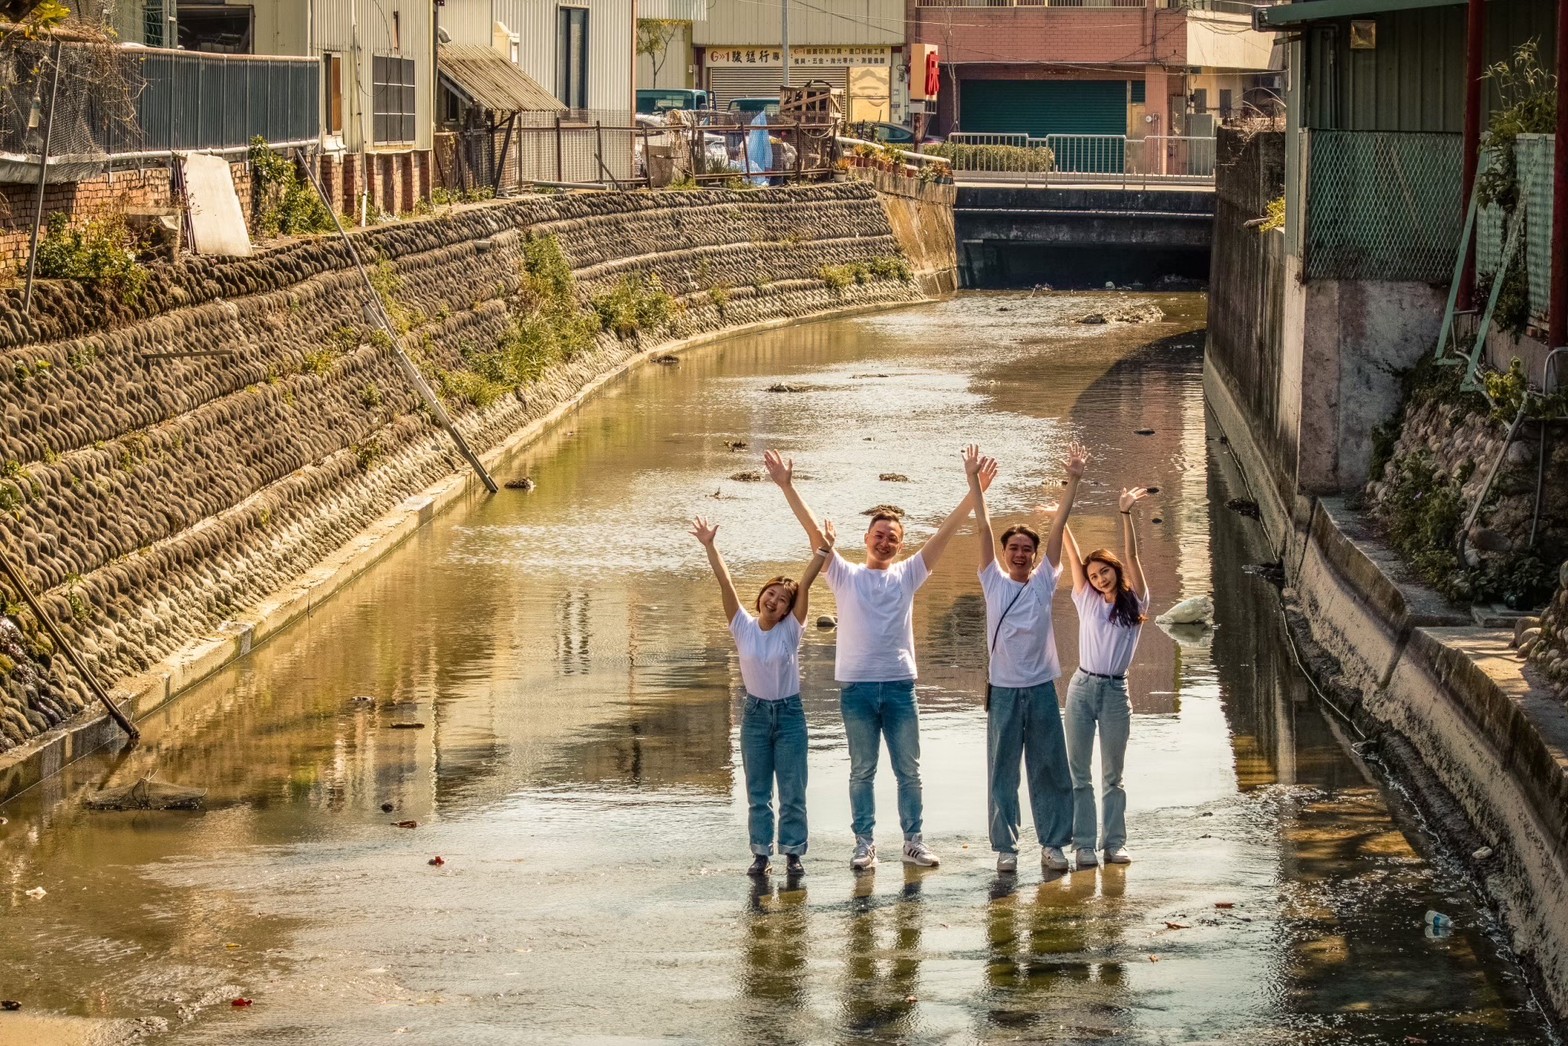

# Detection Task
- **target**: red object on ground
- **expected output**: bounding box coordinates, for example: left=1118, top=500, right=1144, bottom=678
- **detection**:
left=429, top=855, right=446, bottom=866
left=231, top=998, right=253, bottom=1008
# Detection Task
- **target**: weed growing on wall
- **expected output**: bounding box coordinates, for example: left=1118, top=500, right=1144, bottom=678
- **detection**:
left=592, top=273, right=676, bottom=339
left=923, top=142, right=1053, bottom=174
left=31, top=212, right=148, bottom=301
left=819, top=256, right=914, bottom=292
left=249, top=138, right=335, bottom=238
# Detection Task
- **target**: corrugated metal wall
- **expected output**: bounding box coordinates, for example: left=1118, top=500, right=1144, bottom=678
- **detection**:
left=1304, top=1, right=1557, bottom=133
left=693, top=0, right=901, bottom=47
left=441, top=0, right=498, bottom=48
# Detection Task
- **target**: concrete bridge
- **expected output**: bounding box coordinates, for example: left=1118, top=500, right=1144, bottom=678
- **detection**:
left=954, top=185, right=1215, bottom=288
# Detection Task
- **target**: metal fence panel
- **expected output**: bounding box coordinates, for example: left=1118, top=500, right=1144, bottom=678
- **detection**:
left=1304, top=129, right=1462, bottom=282
left=1476, top=145, right=1504, bottom=276
left=1518, top=133, right=1554, bottom=323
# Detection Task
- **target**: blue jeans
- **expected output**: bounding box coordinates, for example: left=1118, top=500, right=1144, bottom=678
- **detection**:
left=740, top=695, right=809, bottom=855
left=840, top=680, right=922, bottom=841
left=1064, top=670, right=1131, bottom=851
left=988, top=681, right=1073, bottom=852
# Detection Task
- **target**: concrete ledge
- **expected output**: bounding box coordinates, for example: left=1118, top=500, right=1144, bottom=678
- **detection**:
left=1207, top=367, right=1568, bottom=1024
left=0, top=299, right=916, bottom=804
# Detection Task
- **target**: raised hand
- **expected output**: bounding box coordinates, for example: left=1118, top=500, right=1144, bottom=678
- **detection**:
left=1119, top=487, right=1150, bottom=513
left=977, top=455, right=998, bottom=491
left=689, top=515, right=720, bottom=546
left=962, top=443, right=983, bottom=478
left=822, top=518, right=837, bottom=548
left=1066, top=442, right=1089, bottom=479
left=762, top=449, right=794, bottom=488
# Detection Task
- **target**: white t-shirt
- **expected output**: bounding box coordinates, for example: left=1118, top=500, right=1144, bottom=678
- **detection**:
left=1072, top=584, right=1149, bottom=677
left=980, top=559, right=1062, bottom=688
left=826, top=552, right=930, bottom=682
left=729, top=610, right=804, bottom=701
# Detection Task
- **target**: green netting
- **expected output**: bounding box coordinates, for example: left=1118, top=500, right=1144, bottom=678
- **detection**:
left=1304, top=130, right=1462, bottom=282
left=1518, top=133, right=1554, bottom=324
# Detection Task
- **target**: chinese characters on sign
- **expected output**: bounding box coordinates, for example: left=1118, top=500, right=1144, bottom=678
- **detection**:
left=706, top=46, right=892, bottom=67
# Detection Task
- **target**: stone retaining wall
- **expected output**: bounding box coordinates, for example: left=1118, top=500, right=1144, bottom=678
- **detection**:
left=0, top=182, right=926, bottom=764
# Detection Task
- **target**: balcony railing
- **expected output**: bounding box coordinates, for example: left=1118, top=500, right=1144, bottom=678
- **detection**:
left=916, top=0, right=1144, bottom=8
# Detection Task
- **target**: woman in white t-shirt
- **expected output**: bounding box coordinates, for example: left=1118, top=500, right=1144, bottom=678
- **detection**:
left=690, top=513, right=835, bottom=878
left=1061, top=485, right=1150, bottom=870
left=967, top=442, right=1086, bottom=876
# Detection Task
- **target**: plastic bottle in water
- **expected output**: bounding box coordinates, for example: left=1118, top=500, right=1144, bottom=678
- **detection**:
left=1423, top=910, right=1453, bottom=936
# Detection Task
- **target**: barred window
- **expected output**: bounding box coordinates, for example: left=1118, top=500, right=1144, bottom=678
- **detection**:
left=373, top=55, right=417, bottom=144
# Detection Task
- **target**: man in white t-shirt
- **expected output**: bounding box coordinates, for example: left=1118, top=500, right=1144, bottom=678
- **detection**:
left=763, top=448, right=993, bottom=871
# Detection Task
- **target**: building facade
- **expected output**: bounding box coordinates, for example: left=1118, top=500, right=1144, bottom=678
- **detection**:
left=908, top=0, right=1280, bottom=142
left=691, top=0, right=906, bottom=121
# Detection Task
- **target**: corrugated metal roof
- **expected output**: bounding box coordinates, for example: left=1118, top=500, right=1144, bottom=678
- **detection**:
left=439, top=44, right=564, bottom=113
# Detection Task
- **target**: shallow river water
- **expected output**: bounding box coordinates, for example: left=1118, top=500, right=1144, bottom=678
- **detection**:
left=0, top=293, right=1554, bottom=1045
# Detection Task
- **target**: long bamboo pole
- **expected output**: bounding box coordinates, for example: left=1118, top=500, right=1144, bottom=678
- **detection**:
left=0, top=544, right=139, bottom=744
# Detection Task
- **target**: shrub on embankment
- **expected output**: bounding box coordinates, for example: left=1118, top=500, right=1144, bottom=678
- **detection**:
left=0, top=183, right=925, bottom=759
left=1363, top=355, right=1568, bottom=610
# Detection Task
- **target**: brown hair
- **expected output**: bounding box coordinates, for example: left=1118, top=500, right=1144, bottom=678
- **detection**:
left=866, top=512, right=904, bottom=535
left=754, top=575, right=799, bottom=614
left=1083, top=549, right=1145, bottom=627
left=999, top=524, right=1040, bottom=552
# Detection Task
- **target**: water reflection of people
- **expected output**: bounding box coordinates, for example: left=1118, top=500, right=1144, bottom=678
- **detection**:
left=737, top=879, right=811, bottom=1041
left=841, top=867, right=927, bottom=1038
left=690, top=513, right=833, bottom=877
left=981, top=869, right=1127, bottom=1036
left=967, top=443, right=1081, bottom=876
left=1062, top=487, right=1151, bottom=869
left=764, top=449, right=995, bottom=872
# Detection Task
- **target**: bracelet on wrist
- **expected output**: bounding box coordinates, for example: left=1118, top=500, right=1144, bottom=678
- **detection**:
left=815, top=547, right=832, bottom=556
left=1120, top=510, right=1133, bottom=515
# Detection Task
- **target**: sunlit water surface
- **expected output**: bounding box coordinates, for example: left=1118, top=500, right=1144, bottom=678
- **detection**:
left=0, top=293, right=1552, bottom=1045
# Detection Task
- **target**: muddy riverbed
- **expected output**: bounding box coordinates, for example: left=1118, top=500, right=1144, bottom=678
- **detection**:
left=0, top=292, right=1552, bottom=1045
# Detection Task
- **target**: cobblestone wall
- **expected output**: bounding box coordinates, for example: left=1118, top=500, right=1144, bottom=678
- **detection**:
left=0, top=182, right=924, bottom=755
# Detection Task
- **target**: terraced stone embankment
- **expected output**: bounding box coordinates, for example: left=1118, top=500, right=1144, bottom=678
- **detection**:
left=0, top=182, right=928, bottom=762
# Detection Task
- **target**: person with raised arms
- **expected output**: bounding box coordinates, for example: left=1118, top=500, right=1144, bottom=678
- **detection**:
left=763, top=447, right=994, bottom=872
left=690, top=512, right=835, bottom=878
left=966, top=442, right=1086, bottom=875
left=1060, top=485, right=1150, bottom=869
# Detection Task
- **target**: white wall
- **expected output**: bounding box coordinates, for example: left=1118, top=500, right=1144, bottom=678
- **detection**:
left=693, top=0, right=902, bottom=47
left=1186, top=12, right=1275, bottom=71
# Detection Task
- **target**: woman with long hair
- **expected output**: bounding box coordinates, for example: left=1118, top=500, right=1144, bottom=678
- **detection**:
left=966, top=442, right=1085, bottom=875
left=1061, top=486, right=1149, bottom=869
left=690, top=513, right=835, bottom=877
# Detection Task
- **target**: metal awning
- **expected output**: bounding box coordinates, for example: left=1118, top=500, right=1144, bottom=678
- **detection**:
left=1255, top=0, right=1463, bottom=31
left=438, top=45, right=563, bottom=113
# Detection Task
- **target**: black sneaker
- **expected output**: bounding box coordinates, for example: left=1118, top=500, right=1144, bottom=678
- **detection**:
left=785, top=854, right=804, bottom=876
left=747, top=855, right=771, bottom=877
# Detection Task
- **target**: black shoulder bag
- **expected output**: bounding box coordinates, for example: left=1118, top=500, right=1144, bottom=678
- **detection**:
left=983, top=585, right=1027, bottom=713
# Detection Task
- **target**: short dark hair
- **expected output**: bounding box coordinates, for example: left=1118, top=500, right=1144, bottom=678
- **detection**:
left=866, top=512, right=904, bottom=535
left=999, top=524, right=1040, bottom=551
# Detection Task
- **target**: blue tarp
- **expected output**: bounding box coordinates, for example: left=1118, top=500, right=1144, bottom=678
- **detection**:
left=744, top=113, right=773, bottom=186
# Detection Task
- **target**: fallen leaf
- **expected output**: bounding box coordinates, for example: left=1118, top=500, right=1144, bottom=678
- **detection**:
left=392, top=820, right=419, bottom=829
left=224, top=942, right=240, bottom=950
left=1214, top=902, right=1235, bottom=909
left=428, top=856, right=446, bottom=867
left=1, top=1001, right=20, bottom=1011
left=231, top=998, right=253, bottom=1008
left=390, top=722, right=426, bottom=730
left=1164, top=922, right=1189, bottom=930
left=1148, top=955, right=1160, bottom=962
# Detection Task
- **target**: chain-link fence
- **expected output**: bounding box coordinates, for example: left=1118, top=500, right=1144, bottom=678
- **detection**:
left=1303, top=129, right=1462, bottom=282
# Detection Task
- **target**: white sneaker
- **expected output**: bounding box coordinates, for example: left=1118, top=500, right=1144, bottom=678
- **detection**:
left=1104, top=847, right=1132, bottom=865
left=851, top=837, right=878, bottom=871
left=996, top=851, right=1018, bottom=873
left=1075, top=847, right=1099, bottom=869
left=902, top=835, right=940, bottom=867
left=1042, top=846, right=1070, bottom=871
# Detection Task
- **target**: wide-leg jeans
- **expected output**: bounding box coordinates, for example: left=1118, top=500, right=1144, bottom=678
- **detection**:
left=987, top=681, right=1073, bottom=853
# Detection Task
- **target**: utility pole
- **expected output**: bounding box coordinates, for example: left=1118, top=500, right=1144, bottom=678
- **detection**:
left=780, top=0, right=790, bottom=88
